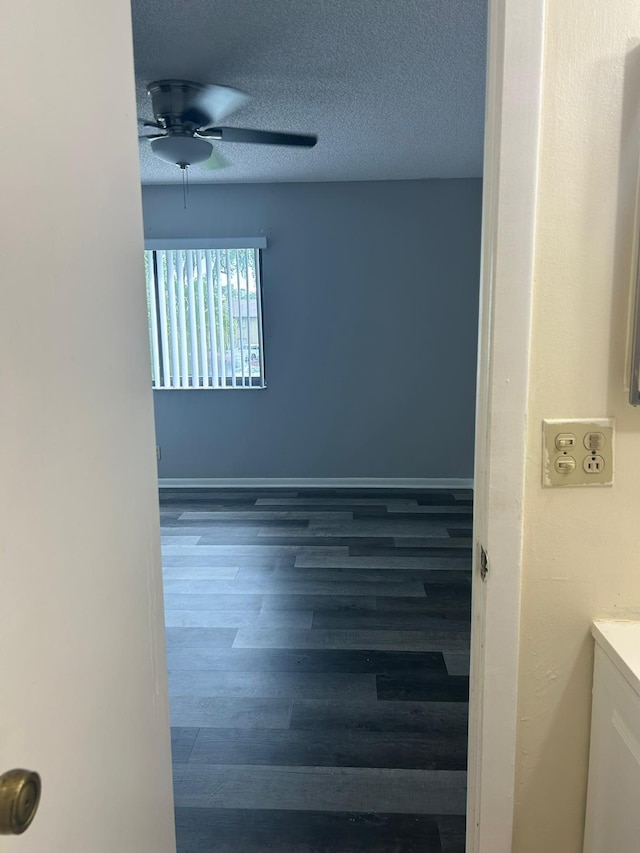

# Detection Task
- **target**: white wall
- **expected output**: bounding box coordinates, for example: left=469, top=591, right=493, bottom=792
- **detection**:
left=514, top=2, right=640, bottom=850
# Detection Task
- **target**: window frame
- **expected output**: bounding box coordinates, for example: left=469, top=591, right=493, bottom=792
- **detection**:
left=144, top=237, right=267, bottom=391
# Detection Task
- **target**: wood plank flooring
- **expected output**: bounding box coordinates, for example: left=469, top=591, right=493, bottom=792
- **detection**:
left=160, top=488, right=472, bottom=853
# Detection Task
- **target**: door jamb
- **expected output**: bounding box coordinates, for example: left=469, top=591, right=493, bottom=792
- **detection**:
left=467, top=1, right=545, bottom=850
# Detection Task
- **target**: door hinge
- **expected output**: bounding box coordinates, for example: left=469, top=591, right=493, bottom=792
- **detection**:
left=480, top=545, right=489, bottom=582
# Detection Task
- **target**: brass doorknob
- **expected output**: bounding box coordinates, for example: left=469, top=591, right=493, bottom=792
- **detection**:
left=0, top=769, right=41, bottom=835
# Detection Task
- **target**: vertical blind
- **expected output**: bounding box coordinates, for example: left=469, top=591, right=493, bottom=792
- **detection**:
left=144, top=243, right=265, bottom=389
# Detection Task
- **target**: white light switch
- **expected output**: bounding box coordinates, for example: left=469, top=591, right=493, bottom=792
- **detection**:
left=555, top=456, right=577, bottom=474
left=543, top=419, right=614, bottom=487
left=555, top=433, right=576, bottom=450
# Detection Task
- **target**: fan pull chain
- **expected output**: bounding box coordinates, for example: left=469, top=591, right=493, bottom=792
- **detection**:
left=181, top=167, right=187, bottom=210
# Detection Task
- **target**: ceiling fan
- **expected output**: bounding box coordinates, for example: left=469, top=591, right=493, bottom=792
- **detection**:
left=139, top=80, right=317, bottom=172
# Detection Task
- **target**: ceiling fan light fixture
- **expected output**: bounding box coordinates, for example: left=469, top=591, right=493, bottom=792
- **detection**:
left=150, top=135, right=213, bottom=167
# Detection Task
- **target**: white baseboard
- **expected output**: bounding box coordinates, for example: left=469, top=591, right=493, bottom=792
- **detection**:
left=158, top=477, right=474, bottom=490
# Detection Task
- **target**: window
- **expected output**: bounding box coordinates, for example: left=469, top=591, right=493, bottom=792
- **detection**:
left=144, top=239, right=266, bottom=389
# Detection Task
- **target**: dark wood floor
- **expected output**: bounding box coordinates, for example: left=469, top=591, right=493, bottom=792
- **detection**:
left=160, top=488, right=472, bottom=853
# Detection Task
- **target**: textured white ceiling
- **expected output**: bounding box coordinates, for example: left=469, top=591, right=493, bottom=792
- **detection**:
left=131, top=0, right=486, bottom=185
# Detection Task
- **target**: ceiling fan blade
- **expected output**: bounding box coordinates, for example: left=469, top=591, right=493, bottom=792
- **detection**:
left=198, top=148, right=230, bottom=171
left=198, top=127, right=317, bottom=147
left=182, top=84, right=250, bottom=127
left=139, top=133, right=166, bottom=140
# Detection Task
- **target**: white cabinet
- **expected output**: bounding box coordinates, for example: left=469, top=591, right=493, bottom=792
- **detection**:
left=584, top=621, right=640, bottom=853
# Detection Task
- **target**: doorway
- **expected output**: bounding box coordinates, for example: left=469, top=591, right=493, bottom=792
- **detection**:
left=131, top=3, right=486, bottom=852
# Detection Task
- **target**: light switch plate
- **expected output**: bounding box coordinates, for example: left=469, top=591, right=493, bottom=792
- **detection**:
left=542, top=418, right=614, bottom=487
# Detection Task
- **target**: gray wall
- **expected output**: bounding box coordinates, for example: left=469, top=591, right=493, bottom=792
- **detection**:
left=142, top=179, right=481, bottom=479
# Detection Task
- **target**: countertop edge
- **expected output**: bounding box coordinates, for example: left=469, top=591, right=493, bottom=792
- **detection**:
left=592, top=620, right=640, bottom=698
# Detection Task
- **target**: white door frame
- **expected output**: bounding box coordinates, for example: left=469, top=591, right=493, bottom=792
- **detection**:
left=466, top=1, right=545, bottom=850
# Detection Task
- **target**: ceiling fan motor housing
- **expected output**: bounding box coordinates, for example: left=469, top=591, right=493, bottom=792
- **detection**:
left=147, top=79, right=207, bottom=131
